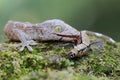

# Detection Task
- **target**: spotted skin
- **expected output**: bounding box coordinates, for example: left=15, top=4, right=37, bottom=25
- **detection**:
left=4, top=19, right=116, bottom=54
left=4, top=19, right=79, bottom=51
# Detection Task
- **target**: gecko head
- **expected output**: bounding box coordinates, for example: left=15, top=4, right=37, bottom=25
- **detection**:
left=53, top=19, right=79, bottom=34
left=43, top=19, right=79, bottom=35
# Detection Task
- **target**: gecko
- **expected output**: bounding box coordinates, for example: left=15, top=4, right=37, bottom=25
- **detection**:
left=4, top=19, right=116, bottom=58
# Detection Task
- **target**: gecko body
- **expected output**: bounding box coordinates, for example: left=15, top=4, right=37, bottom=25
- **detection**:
left=4, top=19, right=116, bottom=58
left=4, top=19, right=79, bottom=41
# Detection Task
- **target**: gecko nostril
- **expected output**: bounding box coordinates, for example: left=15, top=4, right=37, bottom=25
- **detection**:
left=69, top=52, right=76, bottom=58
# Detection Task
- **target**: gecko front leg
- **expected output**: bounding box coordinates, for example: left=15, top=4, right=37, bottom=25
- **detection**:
left=14, top=29, right=37, bottom=51
left=4, top=21, right=38, bottom=51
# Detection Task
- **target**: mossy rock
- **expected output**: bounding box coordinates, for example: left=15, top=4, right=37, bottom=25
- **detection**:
left=0, top=40, right=120, bottom=80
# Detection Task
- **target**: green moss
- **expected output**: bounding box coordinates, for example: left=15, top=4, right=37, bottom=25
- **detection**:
left=0, top=41, right=120, bottom=80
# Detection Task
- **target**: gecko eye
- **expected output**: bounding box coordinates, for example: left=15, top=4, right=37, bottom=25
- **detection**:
left=55, top=25, right=63, bottom=33
left=69, top=52, right=76, bottom=58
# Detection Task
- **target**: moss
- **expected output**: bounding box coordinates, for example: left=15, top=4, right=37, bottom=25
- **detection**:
left=0, top=41, right=120, bottom=80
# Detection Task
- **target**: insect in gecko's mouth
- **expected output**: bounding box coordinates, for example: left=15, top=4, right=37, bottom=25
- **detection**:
left=69, top=52, right=76, bottom=58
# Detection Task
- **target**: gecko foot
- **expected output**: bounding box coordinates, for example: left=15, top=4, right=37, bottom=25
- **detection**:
left=15, top=40, right=38, bottom=51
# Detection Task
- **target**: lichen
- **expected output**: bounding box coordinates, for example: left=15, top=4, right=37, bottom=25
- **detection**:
left=0, top=41, right=120, bottom=80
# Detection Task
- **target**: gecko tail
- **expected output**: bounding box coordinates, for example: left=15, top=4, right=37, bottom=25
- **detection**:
left=81, top=30, right=117, bottom=47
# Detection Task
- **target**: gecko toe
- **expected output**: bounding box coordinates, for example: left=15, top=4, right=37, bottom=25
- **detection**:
left=27, top=45, right=33, bottom=52
left=19, top=46, right=25, bottom=51
left=29, top=40, right=38, bottom=45
left=15, top=43, right=22, bottom=47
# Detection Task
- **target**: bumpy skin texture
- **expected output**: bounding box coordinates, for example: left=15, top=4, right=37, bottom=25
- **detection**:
left=4, top=19, right=116, bottom=57
left=4, top=19, right=80, bottom=41
left=4, top=19, right=80, bottom=51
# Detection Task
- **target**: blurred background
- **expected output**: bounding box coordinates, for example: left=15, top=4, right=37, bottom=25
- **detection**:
left=0, top=0, right=120, bottom=41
